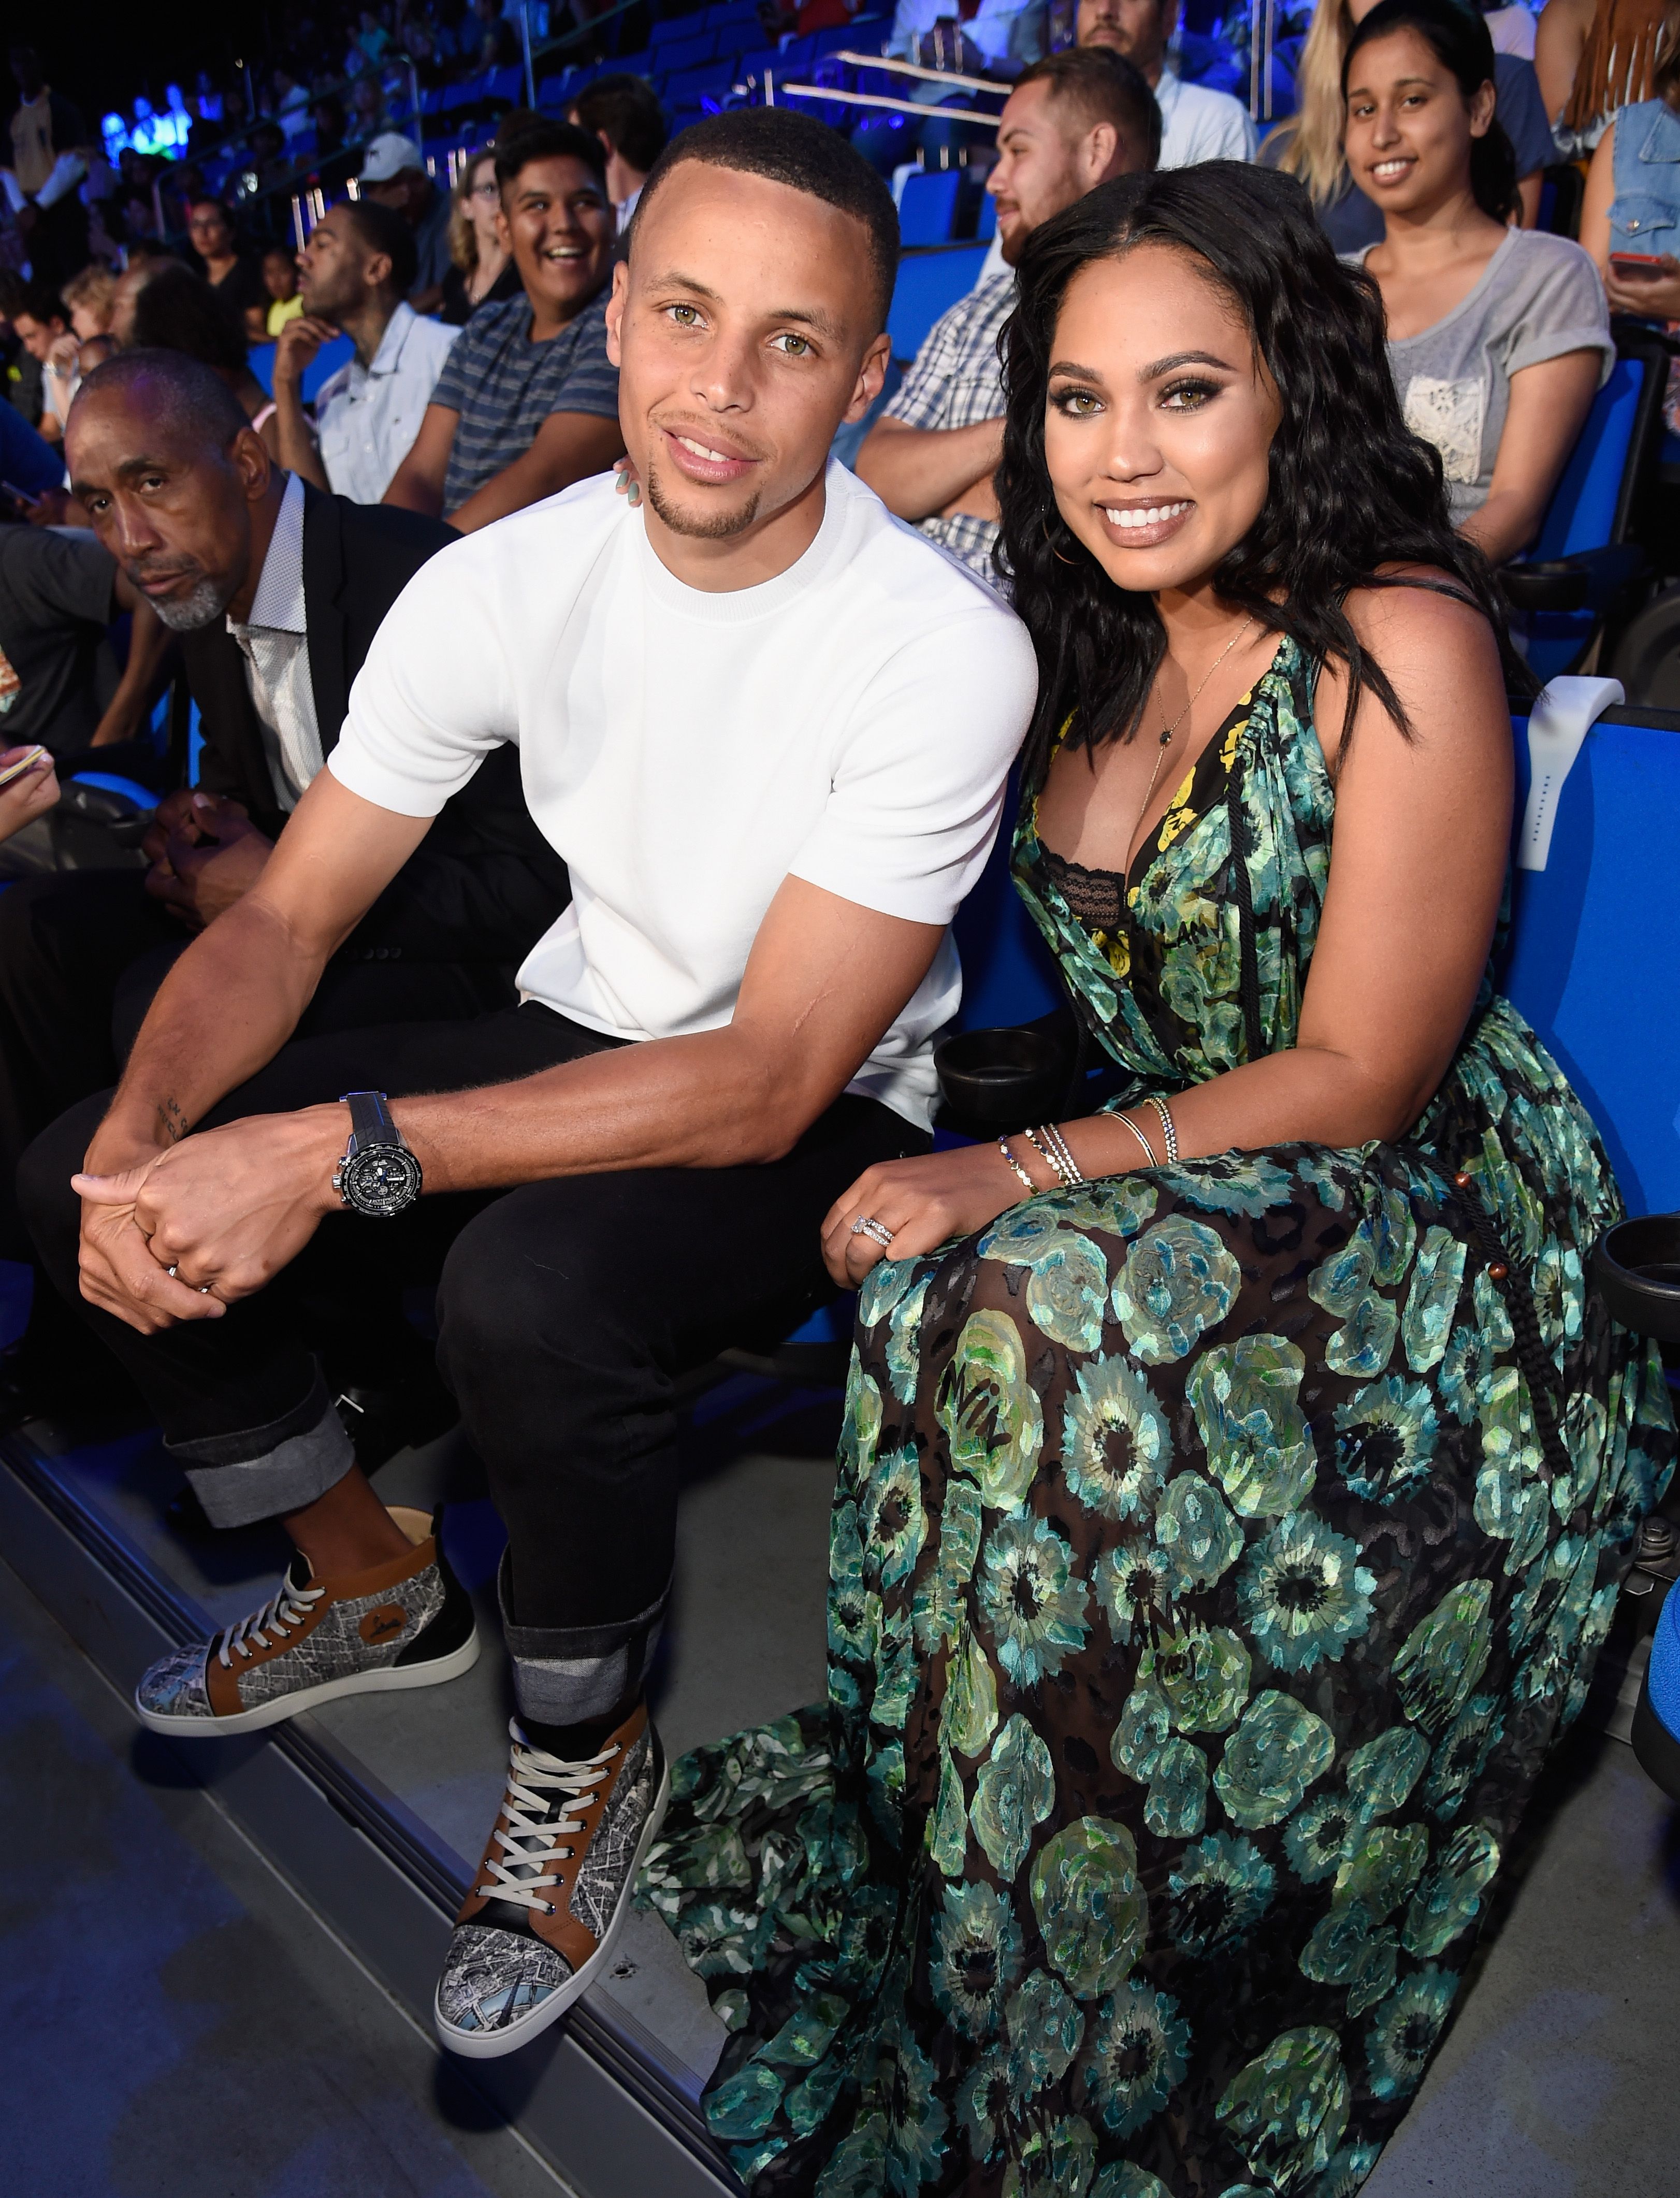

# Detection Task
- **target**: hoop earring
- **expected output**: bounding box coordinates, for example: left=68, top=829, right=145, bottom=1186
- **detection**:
left=1041, top=515, right=1080, bottom=567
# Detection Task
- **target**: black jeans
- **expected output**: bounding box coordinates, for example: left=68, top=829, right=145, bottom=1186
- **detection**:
left=19, top=1003, right=924, bottom=1676
left=0, top=870, right=517, bottom=1261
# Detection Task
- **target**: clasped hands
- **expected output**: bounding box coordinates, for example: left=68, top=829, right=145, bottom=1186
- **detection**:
left=74, top=1105, right=349, bottom=1336
left=143, top=789, right=274, bottom=928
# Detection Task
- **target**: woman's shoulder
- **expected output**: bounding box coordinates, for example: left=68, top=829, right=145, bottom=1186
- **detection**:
left=1343, top=565, right=1494, bottom=646
left=1495, top=225, right=1602, bottom=289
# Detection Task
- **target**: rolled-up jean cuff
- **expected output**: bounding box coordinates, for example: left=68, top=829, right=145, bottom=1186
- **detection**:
left=167, top=1371, right=354, bottom=1530
left=500, top=1553, right=670, bottom=1726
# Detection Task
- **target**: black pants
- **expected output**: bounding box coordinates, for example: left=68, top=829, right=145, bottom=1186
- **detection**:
left=0, top=871, right=517, bottom=1261
left=19, top=1003, right=924, bottom=1651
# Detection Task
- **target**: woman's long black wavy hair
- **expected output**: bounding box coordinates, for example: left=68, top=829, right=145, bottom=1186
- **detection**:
left=995, top=161, right=1529, bottom=789
left=1344, top=0, right=1518, bottom=224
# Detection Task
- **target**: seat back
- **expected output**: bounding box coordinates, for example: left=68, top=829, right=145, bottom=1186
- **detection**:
left=950, top=771, right=1062, bottom=1032
left=886, top=242, right=989, bottom=364
left=1511, top=330, right=1669, bottom=682
left=1501, top=703, right=1680, bottom=1215
left=1529, top=350, right=1654, bottom=562
left=899, top=169, right=963, bottom=247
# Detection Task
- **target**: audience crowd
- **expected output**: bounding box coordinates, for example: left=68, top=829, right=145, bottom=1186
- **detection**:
left=0, top=0, right=1675, bottom=2186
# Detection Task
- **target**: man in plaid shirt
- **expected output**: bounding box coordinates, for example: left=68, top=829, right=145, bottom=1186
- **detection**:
left=856, top=48, right=1157, bottom=590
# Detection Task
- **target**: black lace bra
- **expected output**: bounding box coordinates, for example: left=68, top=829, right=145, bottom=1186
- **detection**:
left=1037, top=844, right=1130, bottom=934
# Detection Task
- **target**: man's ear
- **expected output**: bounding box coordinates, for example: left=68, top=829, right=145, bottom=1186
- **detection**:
left=1087, top=120, right=1120, bottom=184
left=842, top=330, right=893, bottom=426
left=604, top=257, right=629, bottom=366
left=231, top=423, right=272, bottom=501
left=366, top=250, right=394, bottom=295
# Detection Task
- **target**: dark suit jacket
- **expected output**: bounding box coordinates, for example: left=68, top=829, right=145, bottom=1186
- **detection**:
left=178, top=485, right=569, bottom=967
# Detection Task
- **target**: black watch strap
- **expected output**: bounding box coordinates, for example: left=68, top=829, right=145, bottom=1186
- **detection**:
left=342, top=1090, right=400, bottom=1149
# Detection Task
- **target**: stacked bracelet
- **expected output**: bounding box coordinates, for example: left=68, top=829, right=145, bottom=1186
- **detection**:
left=1114, top=1112, right=1158, bottom=1167
left=1024, top=1122, right=1085, bottom=1188
left=1145, top=1094, right=1180, bottom=1166
left=997, top=1137, right=1037, bottom=1193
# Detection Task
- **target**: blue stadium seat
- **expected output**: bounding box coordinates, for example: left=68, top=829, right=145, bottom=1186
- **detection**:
left=441, top=82, right=477, bottom=113
left=887, top=242, right=989, bottom=364
left=976, top=191, right=996, bottom=241
left=537, top=70, right=576, bottom=109
left=706, top=0, right=764, bottom=27
left=899, top=169, right=963, bottom=247
left=659, top=30, right=718, bottom=70
left=246, top=333, right=355, bottom=401
left=1502, top=693, right=1680, bottom=1216
left=1501, top=327, right=1670, bottom=684
left=486, top=65, right=524, bottom=100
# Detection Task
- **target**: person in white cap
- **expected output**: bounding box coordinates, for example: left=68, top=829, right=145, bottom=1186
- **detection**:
left=358, top=132, right=452, bottom=316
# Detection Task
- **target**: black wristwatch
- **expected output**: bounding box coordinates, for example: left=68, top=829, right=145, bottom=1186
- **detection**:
left=333, top=1091, right=423, bottom=1218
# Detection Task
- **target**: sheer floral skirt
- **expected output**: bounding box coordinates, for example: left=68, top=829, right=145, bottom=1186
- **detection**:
left=642, top=1130, right=1672, bottom=2198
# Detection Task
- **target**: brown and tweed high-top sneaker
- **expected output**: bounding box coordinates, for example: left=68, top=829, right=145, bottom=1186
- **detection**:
left=135, top=1505, right=479, bottom=1736
left=433, top=1700, right=668, bottom=2059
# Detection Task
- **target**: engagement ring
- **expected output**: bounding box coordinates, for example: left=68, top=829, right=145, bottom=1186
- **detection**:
left=851, top=1216, right=894, bottom=1249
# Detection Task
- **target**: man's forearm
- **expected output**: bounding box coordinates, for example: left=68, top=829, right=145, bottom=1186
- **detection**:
left=272, top=375, right=330, bottom=491
left=854, top=416, right=1005, bottom=521
left=92, top=599, right=172, bottom=746
left=389, top=1025, right=824, bottom=1194
left=88, top=896, right=330, bottom=1167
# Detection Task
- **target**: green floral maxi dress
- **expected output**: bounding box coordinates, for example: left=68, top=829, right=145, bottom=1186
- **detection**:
left=642, top=638, right=1676, bottom=2198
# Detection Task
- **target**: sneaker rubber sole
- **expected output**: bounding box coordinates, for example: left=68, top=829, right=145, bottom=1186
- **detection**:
left=434, top=1754, right=672, bottom=2061
left=134, top=1625, right=482, bottom=1737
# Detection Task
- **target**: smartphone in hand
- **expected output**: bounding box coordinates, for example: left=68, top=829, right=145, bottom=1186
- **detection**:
left=1609, top=252, right=1669, bottom=281
left=0, top=745, right=50, bottom=789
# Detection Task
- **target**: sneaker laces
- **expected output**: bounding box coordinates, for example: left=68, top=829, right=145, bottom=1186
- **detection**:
left=475, top=1718, right=620, bottom=1915
left=215, top=1571, right=327, bottom=1669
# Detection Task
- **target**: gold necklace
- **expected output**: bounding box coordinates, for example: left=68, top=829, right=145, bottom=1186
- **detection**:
left=1126, top=617, right=1257, bottom=867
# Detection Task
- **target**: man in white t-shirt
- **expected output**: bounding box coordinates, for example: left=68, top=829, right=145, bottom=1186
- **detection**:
left=1079, top=0, right=1257, bottom=166
left=21, top=109, right=1037, bottom=2059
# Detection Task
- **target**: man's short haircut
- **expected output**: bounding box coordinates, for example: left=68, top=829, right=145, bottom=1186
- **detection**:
left=631, top=109, right=900, bottom=334
left=20, top=279, right=68, bottom=328
left=73, top=348, right=254, bottom=452
left=494, top=116, right=609, bottom=194
left=572, top=74, right=669, bottom=175
left=1016, top=46, right=1162, bottom=170
left=130, top=264, right=249, bottom=375
left=341, top=196, right=419, bottom=297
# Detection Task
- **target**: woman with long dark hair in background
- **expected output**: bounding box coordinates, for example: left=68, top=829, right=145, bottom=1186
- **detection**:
left=647, top=161, right=1674, bottom=2195
left=1345, top=0, right=1611, bottom=567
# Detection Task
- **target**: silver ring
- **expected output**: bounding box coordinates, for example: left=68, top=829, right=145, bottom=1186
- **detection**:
left=851, top=1216, right=894, bottom=1249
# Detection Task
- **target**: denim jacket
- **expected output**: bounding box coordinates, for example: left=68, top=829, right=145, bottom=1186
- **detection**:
left=1609, top=98, right=1680, bottom=253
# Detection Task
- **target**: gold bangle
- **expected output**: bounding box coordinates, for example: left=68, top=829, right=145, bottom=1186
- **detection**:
left=1114, top=1111, right=1158, bottom=1167
left=997, top=1137, right=1037, bottom=1193
left=1145, top=1093, right=1180, bottom=1166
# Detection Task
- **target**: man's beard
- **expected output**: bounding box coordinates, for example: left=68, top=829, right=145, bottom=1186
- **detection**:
left=643, top=457, right=761, bottom=541
left=134, top=572, right=236, bottom=631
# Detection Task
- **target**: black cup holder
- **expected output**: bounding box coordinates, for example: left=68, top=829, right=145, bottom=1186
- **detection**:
left=934, top=1025, right=1070, bottom=1139
left=1592, top=1213, right=1680, bottom=1344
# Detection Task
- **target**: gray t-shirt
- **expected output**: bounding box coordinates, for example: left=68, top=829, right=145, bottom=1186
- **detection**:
left=1354, top=229, right=1614, bottom=524
left=0, top=525, right=119, bottom=753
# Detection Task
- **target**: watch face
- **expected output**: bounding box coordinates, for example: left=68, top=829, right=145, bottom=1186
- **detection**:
left=341, top=1144, right=423, bottom=1218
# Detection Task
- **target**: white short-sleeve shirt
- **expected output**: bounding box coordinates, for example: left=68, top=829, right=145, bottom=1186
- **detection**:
left=329, top=462, right=1040, bottom=1127
left=313, top=302, right=459, bottom=505
left=1156, top=69, right=1258, bottom=168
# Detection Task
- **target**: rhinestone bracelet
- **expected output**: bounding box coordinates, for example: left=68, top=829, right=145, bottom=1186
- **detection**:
left=1146, top=1093, right=1180, bottom=1166
left=1026, top=1122, right=1085, bottom=1188
left=997, top=1137, right=1037, bottom=1193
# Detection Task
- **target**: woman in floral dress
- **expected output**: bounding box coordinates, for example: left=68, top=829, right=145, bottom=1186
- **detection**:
left=643, top=164, right=1675, bottom=2197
